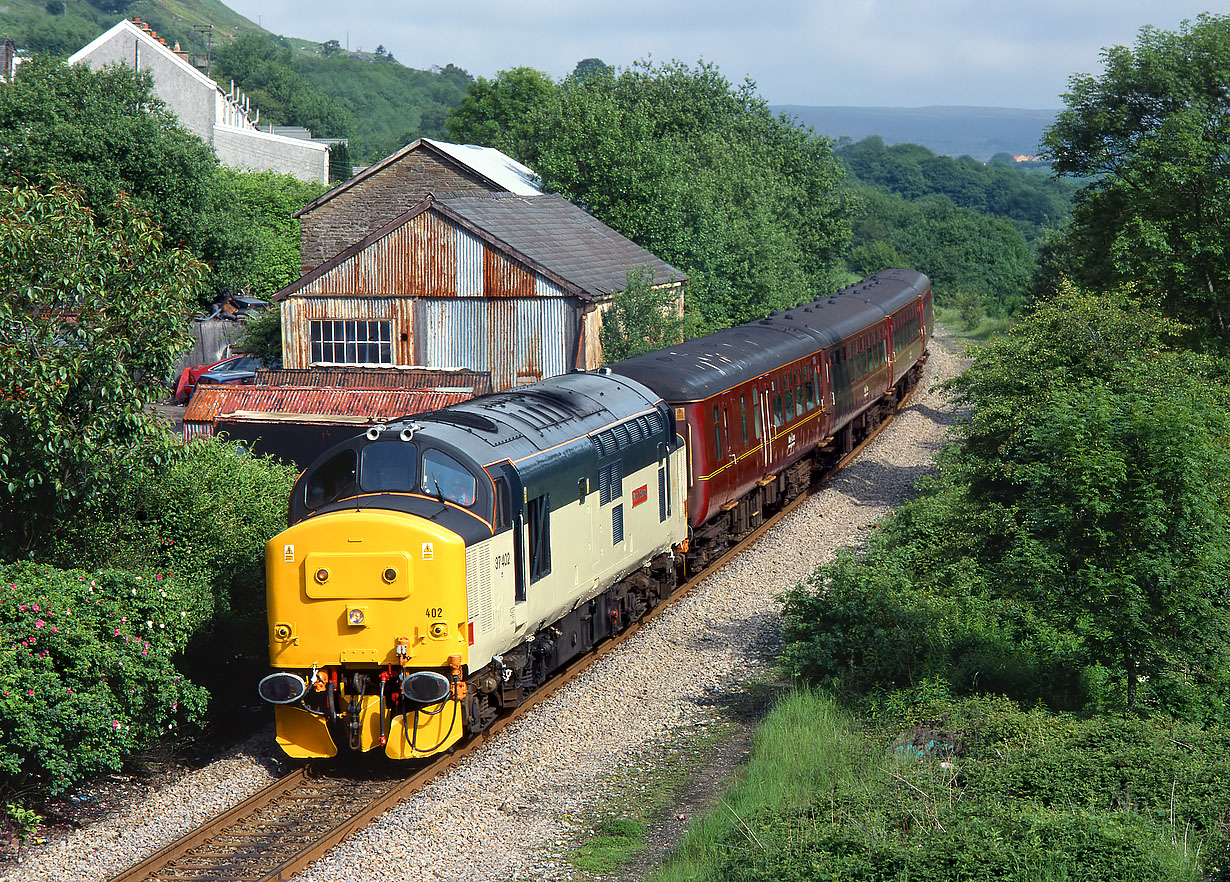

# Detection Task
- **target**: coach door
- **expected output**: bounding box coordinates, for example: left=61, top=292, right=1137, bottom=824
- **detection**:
left=760, top=386, right=773, bottom=468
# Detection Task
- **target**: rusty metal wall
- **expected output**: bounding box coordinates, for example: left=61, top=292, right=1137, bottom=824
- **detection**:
left=418, top=297, right=574, bottom=391
left=282, top=206, right=583, bottom=380
left=254, top=367, right=491, bottom=394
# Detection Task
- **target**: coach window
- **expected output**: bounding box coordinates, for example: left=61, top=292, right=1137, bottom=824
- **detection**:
left=421, top=449, right=477, bottom=507
left=305, top=449, right=357, bottom=509
left=795, top=369, right=805, bottom=417
left=805, top=371, right=816, bottom=410
left=752, top=395, right=762, bottom=439
left=740, top=395, right=749, bottom=444
left=713, top=406, right=724, bottom=458
left=784, top=379, right=794, bottom=424
left=773, top=386, right=784, bottom=429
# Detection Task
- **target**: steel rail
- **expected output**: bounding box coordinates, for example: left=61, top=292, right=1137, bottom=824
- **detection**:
left=106, top=358, right=926, bottom=882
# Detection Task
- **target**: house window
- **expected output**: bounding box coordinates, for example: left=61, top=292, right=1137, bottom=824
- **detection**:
left=310, top=319, right=393, bottom=365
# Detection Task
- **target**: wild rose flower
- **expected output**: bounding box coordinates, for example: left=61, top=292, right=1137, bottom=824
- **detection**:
left=34, top=620, right=44, bottom=629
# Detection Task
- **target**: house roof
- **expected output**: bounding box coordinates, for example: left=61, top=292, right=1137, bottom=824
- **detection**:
left=275, top=191, right=686, bottom=302
left=436, top=192, right=687, bottom=298
left=69, top=18, right=217, bottom=92
left=292, top=137, right=541, bottom=219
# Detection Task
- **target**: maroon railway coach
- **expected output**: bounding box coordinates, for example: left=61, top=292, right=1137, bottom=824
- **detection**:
left=610, top=268, right=932, bottom=565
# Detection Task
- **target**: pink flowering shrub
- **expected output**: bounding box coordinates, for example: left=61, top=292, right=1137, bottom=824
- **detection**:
left=0, top=563, right=208, bottom=794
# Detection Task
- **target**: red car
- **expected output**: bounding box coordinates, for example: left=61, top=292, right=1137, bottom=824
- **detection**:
left=172, top=354, right=265, bottom=404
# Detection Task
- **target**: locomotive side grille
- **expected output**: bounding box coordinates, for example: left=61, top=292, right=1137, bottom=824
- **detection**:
left=613, top=423, right=631, bottom=449
left=612, top=504, right=624, bottom=545
left=465, top=544, right=493, bottom=634
left=628, top=418, right=643, bottom=444
left=658, top=465, right=667, bottom=522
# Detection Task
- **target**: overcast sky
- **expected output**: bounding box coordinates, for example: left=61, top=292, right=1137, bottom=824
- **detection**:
left=224, top=1, right=1216, bottom=109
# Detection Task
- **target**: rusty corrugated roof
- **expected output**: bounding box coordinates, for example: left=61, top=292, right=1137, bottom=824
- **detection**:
left=254, top=367, right=492, bottom=394
left=182, top=385, right=477, bottom=431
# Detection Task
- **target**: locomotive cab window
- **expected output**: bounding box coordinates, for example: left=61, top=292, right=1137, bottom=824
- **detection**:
left=359, top=441, right=417, bottom=493
left=527, top=493, right=551, bottom=582
left=305, top=449, right=357, bottom=509
left=493, top=476, right=512, bottom=532
left=421, top=450, right=477, bottom=507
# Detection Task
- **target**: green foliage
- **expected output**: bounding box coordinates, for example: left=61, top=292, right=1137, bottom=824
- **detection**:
left=448, top=60, right=854, bottom=332
left=1042, top=14, right=1230, bottom=348
left=445, top=67, right=556, bottom=160
left=39, top=438, right=297, bottom=625
left=0, top=181, right=205, bottom=558
left=200, top=168, right=325, bottom=298
left=0, top=55, right=220, bottom=258
left=848, top=186, right=1035, bottom=317
left=211, top=34, right=355, bottom=140
left=293, top=55, right=471, bottom=160
left=839, top=135, right=1077, bottom=244
left=782, top=283, right=1230, bottom=717
left=0, top=562, right=210, bottom=795
left=599, top=267, right=684, bottom=362
left=4, top=801, right=41, bottom=849
left=235, top=305, right=284, bottom=365
left=657, top=690, right=1222, bottom=882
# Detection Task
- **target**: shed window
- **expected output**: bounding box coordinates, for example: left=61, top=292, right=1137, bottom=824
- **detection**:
left=310, top=319, right=393, bottom=365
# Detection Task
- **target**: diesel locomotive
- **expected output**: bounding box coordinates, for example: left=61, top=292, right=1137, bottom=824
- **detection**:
left=259, top=269, right=932, bottom=760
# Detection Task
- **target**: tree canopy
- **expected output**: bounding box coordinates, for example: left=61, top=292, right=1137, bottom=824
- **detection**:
left=1041, top=14, right=1230, bottom=348
left=0, top=182, right=205, bottom=557
left=447, top=61, right=854, bottom=332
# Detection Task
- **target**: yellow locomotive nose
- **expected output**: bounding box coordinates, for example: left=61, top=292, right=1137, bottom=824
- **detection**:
left=265, top=508, right=468, bottom=671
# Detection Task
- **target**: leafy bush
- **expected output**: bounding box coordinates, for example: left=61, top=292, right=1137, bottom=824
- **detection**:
left=657, top=690, right=1221, bottom=882
left=0, top=563, right=208, bottom=795
left=780, top=546, right=1086, bottom=708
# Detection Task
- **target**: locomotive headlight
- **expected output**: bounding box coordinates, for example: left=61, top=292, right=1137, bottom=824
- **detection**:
left=346, top=606, right=367, bottom=627
left=382, top=567, right=398, bottom=584
left=400, top=670, right=451, bottom=706
left=429, top=622, right=448, bottom=638
left=314, top=567, right=330, bottom=584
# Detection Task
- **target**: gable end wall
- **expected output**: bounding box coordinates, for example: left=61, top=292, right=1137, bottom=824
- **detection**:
left=299, top=151, right=501, bottom=270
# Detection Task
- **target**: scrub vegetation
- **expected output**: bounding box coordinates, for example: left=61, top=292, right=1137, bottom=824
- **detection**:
left=660, top=16, right=1230, bottom=881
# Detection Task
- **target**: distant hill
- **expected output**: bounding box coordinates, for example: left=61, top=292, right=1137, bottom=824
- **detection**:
left=772, top=106, right=1059, bottom=161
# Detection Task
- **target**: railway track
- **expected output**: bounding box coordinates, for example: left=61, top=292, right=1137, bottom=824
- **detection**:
left=107, top=366, right=922, bottom=882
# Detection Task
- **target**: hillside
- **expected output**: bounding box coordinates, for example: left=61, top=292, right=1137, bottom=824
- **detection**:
left=3, top=0, right=470, bottom=162
left=773, top=105, right=1058, bottom=161
left=1, top=0, right=266, bottom=58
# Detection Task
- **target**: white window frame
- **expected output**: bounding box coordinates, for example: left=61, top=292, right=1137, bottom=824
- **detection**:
left=309, top=319, right=393, bottom=366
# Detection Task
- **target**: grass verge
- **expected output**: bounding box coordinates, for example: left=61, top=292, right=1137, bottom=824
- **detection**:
left=653, top=688, right=1220, bottom=882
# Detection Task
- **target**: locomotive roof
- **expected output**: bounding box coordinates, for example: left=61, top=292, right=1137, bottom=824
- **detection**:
left=610, top=268, right=930, bottom=403
left=386, top=370, right=665, bottom=469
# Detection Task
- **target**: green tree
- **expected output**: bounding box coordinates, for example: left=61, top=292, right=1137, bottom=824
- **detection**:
left=600, top=267, right=684, bottom=362
left=448, top=61, right=854, bottom=331
left=445, top=66, right=557, bottom=158
left=944, top=284, right=1230, bottom=709
left=0, top=55, right=219, bottom=260
left=198, top=168, right=326, bottom=298
left=235, top=305, right=284, bottom=365
left=0, top=182, right=205, bottom=558
left=1042, top=14, right=1230, bottom=346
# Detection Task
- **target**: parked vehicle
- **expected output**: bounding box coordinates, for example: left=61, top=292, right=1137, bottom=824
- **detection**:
left=173, top=355, right=266, bottom=404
